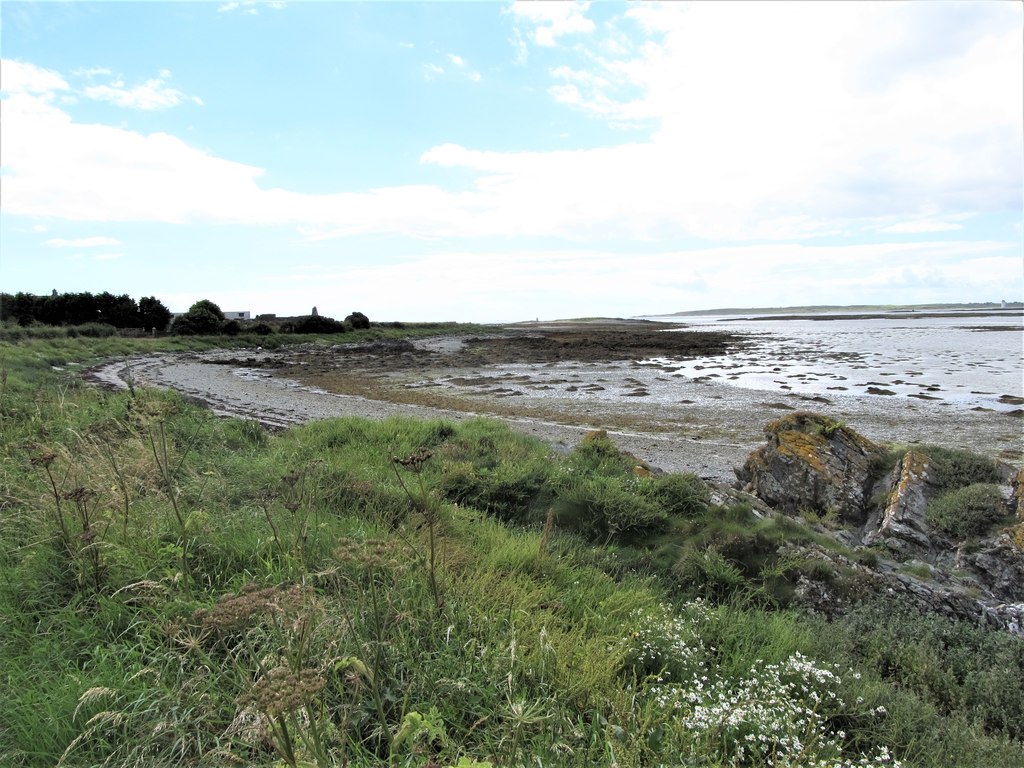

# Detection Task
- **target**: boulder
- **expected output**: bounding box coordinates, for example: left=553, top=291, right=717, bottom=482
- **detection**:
left=862, top=450, right=936, bottom=556
left=956, top=532, right=1024, bottom=602
left=735, top=413, right=886, bottom=524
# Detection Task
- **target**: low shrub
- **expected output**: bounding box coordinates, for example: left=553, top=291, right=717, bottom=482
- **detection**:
left=824, top=598, right=1024, bottom=741
left=553, top=473, right=668, bottom=545
left=921, top=446, right=1002, bottom=491
left=290, top=315, right=347, bottom=334
left=345, top=311, right=371, bottom=330
left=926, top=483, right=1007, bottom=539
left=66, top=322, right=118, bottom=338
left=674, top=546, right=749, bottom=601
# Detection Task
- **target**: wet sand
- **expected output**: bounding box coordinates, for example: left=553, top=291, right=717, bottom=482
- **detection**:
left=89, top=322, right=1022, bottom=485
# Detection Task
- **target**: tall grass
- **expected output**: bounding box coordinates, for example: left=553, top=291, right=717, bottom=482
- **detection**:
left=0, top=336, right=1021, bottom=767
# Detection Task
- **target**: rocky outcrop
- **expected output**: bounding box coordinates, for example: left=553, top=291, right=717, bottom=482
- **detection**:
left=862, top=450, right=938, bottom=556
left=1013, top=466, right=1024, bottom=522
left=735, top=413, right=886, bottom=525
left=956, top=532, right=1024, bottom=602
left=734, top=413, right=1023, bottom=631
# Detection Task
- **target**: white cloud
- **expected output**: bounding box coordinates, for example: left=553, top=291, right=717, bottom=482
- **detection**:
left=447, top=54, right=464, bottom=67
left=878, top=220, right=965, bottom=234
left=72, top=67, right=113, bottom=79
left=510, top=1, right=595, bottom=47
left=44, top=236, right=121, bottom=248
left=1, top=2, right=1020, bottom=247
left=218, top=1, right=286, bottom=14
left=423, top=63, right=444, bottom=80
left=1, top=60, right=69, bottom=95
left=238, top=240, right=1020, bottom=321
left=83, top=71, right=200, bottom=110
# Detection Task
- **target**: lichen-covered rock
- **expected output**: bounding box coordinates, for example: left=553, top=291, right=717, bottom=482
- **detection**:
left=862, top=450, right=936, bottom=556
left=734, top=413, right=886, bottom=524
left=956, top=532, right=1024, bottom=602
left=1012, top=466, right=1024, bottom=522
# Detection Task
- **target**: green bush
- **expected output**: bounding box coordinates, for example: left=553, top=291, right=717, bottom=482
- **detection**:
left=926, top=483, right=1007, bottom=539
left=345, top=311, right=371, bottom=330
left=674, top=546, right=749, bottom=601
left=643, top=473, right=709, bottom=518
left=921, top=446, right=1002, bottom=491
left=291, top=315, right=346, bottom=334
left=66, top=322, right=118, bottom=338
left=824, top=598, right=1024, bottom=741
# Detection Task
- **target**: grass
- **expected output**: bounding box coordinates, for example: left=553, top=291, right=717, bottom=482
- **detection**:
left=1, top=335, right=1022, bottom=767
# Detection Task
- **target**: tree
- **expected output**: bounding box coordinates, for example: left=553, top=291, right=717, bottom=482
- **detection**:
left=188, top=299, right=225, bottom=322
left=8, top=293, right=40, bottom=326
left=138, top=296, right=172, bottom=332
left=345, top=311, right=370, bottom=330
left=172, top=299, right=226, bottom=335
left=94, top=292, right=140, bottom=328
left=291, top=314, right=346, bottom=334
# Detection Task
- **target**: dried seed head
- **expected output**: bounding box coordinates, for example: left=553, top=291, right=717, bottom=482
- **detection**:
left=31, top=452, right=57, bottom=468
left=62, top=487, right=96, bottom=503
left=239, top=665, right=326, bottom=716
left=392, top=448, right=433, bottom=469
left=198, top=584, right=313, bottom=633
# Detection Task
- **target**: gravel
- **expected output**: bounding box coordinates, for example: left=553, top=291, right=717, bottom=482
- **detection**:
left=88, top=344, right=1022, bottom=486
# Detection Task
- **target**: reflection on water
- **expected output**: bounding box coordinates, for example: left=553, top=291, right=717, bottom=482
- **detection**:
left=643, top=311, right=1024, bottom=413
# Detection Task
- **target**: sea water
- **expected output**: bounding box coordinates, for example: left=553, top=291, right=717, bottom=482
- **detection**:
left=643, top=310, right=1024, bottom=413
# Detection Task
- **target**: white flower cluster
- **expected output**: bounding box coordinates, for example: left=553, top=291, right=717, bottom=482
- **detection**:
left=623, top=600, right=713, bottom=682
left=631, top=603, right=902, bottom=768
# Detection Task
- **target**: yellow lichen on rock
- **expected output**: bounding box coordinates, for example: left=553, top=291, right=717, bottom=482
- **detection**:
left=775, top=429, right=829, bottom=475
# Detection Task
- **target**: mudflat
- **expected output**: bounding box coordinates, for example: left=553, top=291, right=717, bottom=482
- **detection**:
left=92, top=320, right=1023, bottom=485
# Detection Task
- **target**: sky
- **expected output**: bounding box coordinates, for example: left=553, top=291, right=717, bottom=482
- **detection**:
left=1, top=0, right=1022, bottom=322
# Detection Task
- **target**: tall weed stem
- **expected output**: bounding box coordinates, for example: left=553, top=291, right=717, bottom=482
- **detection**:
left=391, top=448, right=442, bottom=613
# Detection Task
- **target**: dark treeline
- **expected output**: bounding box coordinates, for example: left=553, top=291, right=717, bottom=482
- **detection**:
left=0, top=291, right=172, bottom=331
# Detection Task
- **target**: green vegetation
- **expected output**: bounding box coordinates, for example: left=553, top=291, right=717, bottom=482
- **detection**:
left=1, top=336, right=1022, bottom=767
left=917, top=446, right=1010, bottom=540
left=1, top=290, right=172, bottom=331
left=926, top=484, right=1008, bottom=539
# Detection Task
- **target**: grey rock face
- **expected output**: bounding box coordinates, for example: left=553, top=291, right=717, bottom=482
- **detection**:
left=735, top=412, right=1024, bottom=630
left=862, top=450, right=936, bottom=556
left=735, top=412, right=886, bottom=524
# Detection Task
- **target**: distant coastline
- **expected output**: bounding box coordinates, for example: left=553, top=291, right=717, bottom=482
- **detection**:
left=659, top=302, right=1024, bottom=318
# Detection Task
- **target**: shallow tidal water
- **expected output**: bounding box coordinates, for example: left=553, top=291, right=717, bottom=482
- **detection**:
left=644, top=310, right=1024, bottom=413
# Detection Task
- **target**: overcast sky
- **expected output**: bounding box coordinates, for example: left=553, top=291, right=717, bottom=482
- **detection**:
left=1, top=1, right=1021, bottom=321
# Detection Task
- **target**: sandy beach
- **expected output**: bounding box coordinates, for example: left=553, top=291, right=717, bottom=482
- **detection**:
left=89, top=321, right=1022, bottom=485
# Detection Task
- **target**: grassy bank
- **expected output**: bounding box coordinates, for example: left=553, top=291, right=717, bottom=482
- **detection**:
left=1, top=335, right=1022, bottom=767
